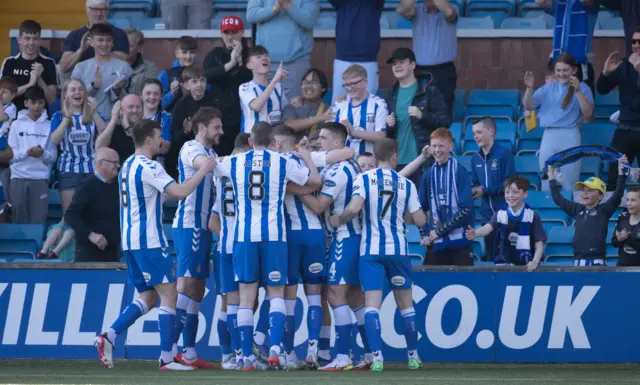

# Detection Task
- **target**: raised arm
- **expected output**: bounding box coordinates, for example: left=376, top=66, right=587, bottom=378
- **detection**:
left=548, top=166, right=583, bottom=218
left=396, top=0, right=416, bottom=20
left=300, top=194, right=334, bottom=215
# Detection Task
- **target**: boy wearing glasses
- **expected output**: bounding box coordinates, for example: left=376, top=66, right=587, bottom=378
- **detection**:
left=332, top=64, right=388, bottom=158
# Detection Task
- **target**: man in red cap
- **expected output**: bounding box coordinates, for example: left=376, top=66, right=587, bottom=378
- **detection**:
left=203, top=15, right=252, bottom=156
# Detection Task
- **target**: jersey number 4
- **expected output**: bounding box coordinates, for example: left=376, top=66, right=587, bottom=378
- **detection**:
left=248, top=170, right=265, bottom=201
left=379, top=190, right=396, bottom=219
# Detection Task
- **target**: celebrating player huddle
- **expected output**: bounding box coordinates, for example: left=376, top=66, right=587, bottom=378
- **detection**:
left=94, top=111, right=430, bottom=372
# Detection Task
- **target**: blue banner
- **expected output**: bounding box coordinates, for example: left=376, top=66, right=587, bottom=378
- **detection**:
left=1, top=269, right=639, bottom=362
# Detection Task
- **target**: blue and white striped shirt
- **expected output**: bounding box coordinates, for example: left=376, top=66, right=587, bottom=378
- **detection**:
left=119, top=154, right=175, bottom=251
left=239, top=80, right=288, bottom=134
left=212, top=176, right=236, bottom=254
left=282, top=151, right=329, bottom=231
left=320, top=159, right=362, bottom=237
left=333, top=94, right=388, bottom=157
left=51, top=111, right=97, bottom=174
left=353, top=168, right=421, bottom=256
left=147, top=110, right=173, bottom=142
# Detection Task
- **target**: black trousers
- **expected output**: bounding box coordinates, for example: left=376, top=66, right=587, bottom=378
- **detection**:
left=607, top=128, right=640, bottom=191
left=424, top=245, right=474, bottom=266
left=415, top=62, right=457, bottom=122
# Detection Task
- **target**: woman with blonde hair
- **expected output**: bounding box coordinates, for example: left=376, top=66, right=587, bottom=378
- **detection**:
left=523, top=53, right=594, bottom=191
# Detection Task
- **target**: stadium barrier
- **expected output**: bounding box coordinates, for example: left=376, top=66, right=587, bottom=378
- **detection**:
left=1, top=263, right=639, bottom=362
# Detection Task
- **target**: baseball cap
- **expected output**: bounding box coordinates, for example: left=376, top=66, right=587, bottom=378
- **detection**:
left=575, top=176, right=606, bottom=195
left=386, top=47, right=416, bottom=64
left=220, top=15, right=244, bottom=32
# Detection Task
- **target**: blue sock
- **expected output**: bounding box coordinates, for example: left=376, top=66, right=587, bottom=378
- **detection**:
left=307, top=295, right=322, bottom=342
left=269, top=297, right=286, bottom=352
left=110, top=298, right=147, bottom=336
left=319, top=325, right=331, bottom=351
left=283, top=298, right=296, bottom=352
left=158, top=306, right=176, bottom=355
left=333, top=305, right=352, bottom=355
left=237, top=307, right=254, bottom=358
left=184, top=300, right=200, bottom=350
left=254, top=298, right=270, bottom=346
left=364, top=308, right=382, bottom=353
left=174, top=293, right=190, bottom=345
left=217, top=311, right=231, bottom=355
left=401, top=307, right=418, bottom=353
left=354, top=306, right=371, bottom=354
left=227, top=304, right=241, bottom=354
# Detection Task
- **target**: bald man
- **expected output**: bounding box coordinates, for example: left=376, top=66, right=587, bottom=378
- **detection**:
left=96, top=95, right=143, bottom=162
left=65, top=147, right=122, bottom=262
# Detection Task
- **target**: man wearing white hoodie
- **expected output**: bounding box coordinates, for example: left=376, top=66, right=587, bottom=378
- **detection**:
left=7, top=86, right=56, bottom=224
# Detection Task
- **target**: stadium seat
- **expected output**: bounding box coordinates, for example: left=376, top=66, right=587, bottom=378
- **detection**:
left=465, top=0, right=515, bottom=28
left=580, top=157, right=602, bottom=180
left=315, top=13, right=337, bottom=30
left=48, top=189, right=63, bottom=223
left=464, top=89, right=519, bottom=121
left=457, top=155, right=473, bottom=172
left=449, top=122, right=463, bottom=154
left=163, top=223, right=176, bottom=256
left=139, top=17, right=164, bottom=30
left=107, top=18, right=132, bottom=29
left=516, top=0, right=540, bottom=15
left=516, top=116, right=543, bottom=155
left=215, top=0, right=250, bottom=11
left=594, top=91, right=620, bottom=119
left=596, top=10, right=616, bottom=30
left=457, top=16, right=495, bottom=29
left=582, top=123, right=615, bottom=146
left=543, top=256, right=574, bottom=265
left=545, top=226, right=575, bottom=259
left=453, top=89, right=466, bottom=122
left=599, top=17, right=624, bottom=30
left=500, top=16, right=546, bottom=29
left=163, top=200, right=178, bottom=223
left=322, top=88, right=333, bottom=105
left=527, top=190, right=571, bottom=226
left=409, top=254, right=424, bottom=265
left=606, top=223, right=617, bottom=257
left=472, top=238, right=485, bottom=259
left=109, top=0, right=154, bottom=25
left=0, top=224, right=45, bottom=260
left=514, top=156, right=541, bottom=190
left=0, top=258, right=7, bottom=263
left=463, top=121, right=517, bottom=154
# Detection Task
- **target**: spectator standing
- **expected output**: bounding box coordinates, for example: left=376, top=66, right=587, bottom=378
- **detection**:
left=419, top=128, right=474, bottom=265
left=536, top=0, right=599, bottom=93
left=140, top=79, right=172, bottom=159
left=469, top=117, right=516, bottom=260
left=124, top=29, right=158, bottom=96
left=160, top=0, right=213, bottom=30
left=7, top=86, right=56, bottom=225
left=158, top=36, right=198, bottom=113
left=612, top=186, right=640, bottom=266
left=1, top=20, right=58, bottom=109
left=247, top=0, right=319, bottom=100
left=330, top=0, right=384, bottom=102
left=0, top=77, right=18, bottom=216
left=96, top=94, right=143, bottom=162
left=71, top=24, right=132, bottom=121
left=384, top=48, right=450, bottom=185
left=282, top=68, right=335, bottom=142
left=599, top=1, right=639, bottom=57
left=204, top=16, right=252, bottom=156
left=65, top=147, right=121, bottom=262
left=59, top=0, right=129, bottom=74
left=523, top=53, right=594, bottom=191
left=597, top=35, right=640, bottom=191
left=396, top=0, right=458, bottom=120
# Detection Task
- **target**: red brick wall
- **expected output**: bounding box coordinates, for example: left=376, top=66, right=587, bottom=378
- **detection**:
left=47, top=37, right=626, bottom=91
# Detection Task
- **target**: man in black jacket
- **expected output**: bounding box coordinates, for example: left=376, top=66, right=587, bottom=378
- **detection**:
left=385, top=48, right=451, bottom=184
left=596, top=27, right=640, bottom=191
left=65, top=147, right=121, bottom=262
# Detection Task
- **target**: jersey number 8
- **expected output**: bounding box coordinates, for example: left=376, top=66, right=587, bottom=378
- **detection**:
left=248, top=170, right=265, bottom=201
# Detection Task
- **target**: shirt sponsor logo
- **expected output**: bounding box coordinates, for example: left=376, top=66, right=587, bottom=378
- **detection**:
left=68, top=131, right=91, bottom=146
left=268, top=271, right=281, bottom=282
left=308, top=262, right=324, bottom=274
left=324, top=180, right=337, bottom=187
left=391, top=275, right=406, bottom=286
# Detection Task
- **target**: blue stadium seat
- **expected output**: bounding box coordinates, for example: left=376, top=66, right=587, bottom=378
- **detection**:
left=463, top=121, right=517, bottom=154
left=594, top=91, right=620, bottom=119
left=322, top=88, right=333, bottom=105
left=465, top=0, right=515, bottom=28
left=526, top=190, right=571, bottom=226
left=464, top=89, right=519, bottom=121
left=606, top=223, right=617, bottom=257
left=514, top=156, right=541, bottom=190
left=397, top=17, right=413, bottom=29
left=406, top=225, right=421, bottom=242
left=449, top=122, right=463, bottom=154
left=215, top=0, right=250, bottom=11
left=410, top=254, right=424, bottom=265
left=0, top=224, right=45, bottom=260
left=543, top=257, right=574, bottom=265
left=107, top=18, right=132, bottom=29
left=457, top=155, right=473, bottom=172
left=545, top=226, right=575, bottom=260
left=516, top=0, right=540, bottom=16
left=453, top=89, right=466, bottom=122
left=163, top=223, right=176, bottom=256
left=0, top=258, right=7, bottom=263
left=580, top=157, right=602, bottom=180
left=315, top=13, right=337, bottom=30
left=472, top=238, right=485, bottom=259
left=599, top=16, right=624, bottom=30
left=457, top=16, right=495, bottom=29
left=596, top=10, right=616, bottom=30
left=109, top=1, right=154, bottom=25
left=48, top=189, right=63, bottom=222
left=406, top=225, right=424, bottom=262
left=164, top=200, right=178, bottom=223
left=500, top=16, right=546, bottom=29
left=139, top=17, right=163, bottom=30
left=516, top=116, right=543, bottom=155
left=582, top=123, right=615, bottom=146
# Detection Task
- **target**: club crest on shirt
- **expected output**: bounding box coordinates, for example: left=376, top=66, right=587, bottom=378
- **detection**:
left=491, top=159, right=499, bottom=170
left=366, top=113, right=375, bottom=123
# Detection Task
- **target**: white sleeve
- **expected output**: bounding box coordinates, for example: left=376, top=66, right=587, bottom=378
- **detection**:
left=352, top=174, right=365, bottom=198
left=285, top=157, right=310, bottom=186
left=239, top=83, right=255, bottom=112
left=320, top=167, right=346, bottom=199
left=182, top=144, right=206, bottom=168
left=143, top=163, right=175, bottom=192
left=407, top=181, right=421, bottom=214
left=375, top=99, right=388, bottom=132
left=310, top=151, right=328, bottom=168
left=214, top=156, right=231, bottom=178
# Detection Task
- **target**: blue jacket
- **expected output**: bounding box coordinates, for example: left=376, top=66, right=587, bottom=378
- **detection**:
left=330, top=0, right=384, bottom=62
left=470, top=143, right=516, bottom=222
left=419, top=159, right=475, bottom=251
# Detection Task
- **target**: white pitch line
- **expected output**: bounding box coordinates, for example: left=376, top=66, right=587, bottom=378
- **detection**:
left=0, top=374, right=639, bottom=383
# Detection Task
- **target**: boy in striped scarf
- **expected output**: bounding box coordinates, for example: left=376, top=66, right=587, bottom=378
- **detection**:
left=466, top=175, right=546, bottom=271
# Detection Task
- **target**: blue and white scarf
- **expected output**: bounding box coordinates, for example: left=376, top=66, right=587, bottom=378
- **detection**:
left=494, top=203, right=534, bottom=265
left=552, top=0, right=588, bottom=64
left=429, top=155, right=464, bottom=245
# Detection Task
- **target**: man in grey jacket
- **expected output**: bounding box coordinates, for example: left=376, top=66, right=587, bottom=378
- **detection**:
left=124, top=29, right=157, bottom=96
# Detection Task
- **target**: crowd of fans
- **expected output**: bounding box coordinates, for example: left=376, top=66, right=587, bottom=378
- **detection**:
left=0, top=0, right=639, bottom=267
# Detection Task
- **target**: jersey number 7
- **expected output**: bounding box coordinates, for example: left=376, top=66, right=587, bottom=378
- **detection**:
left=379, top=190, right=396, bottom=219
